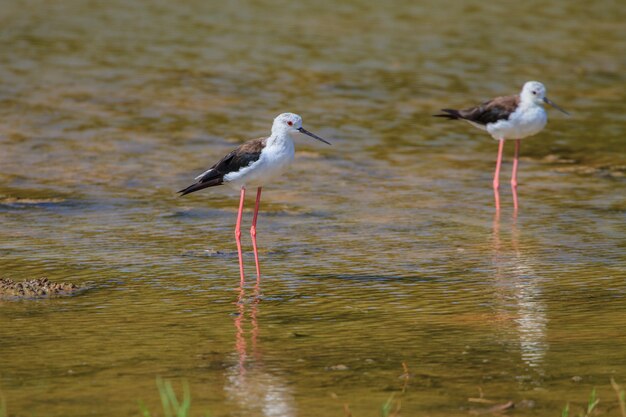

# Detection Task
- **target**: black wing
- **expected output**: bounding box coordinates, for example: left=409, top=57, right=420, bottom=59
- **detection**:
left=178, top=138, right=266, bottom=196
left=434, top=95, right=520, bottom=126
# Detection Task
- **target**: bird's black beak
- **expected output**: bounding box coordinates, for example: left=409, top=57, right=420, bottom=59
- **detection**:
left=298, top=127, right=331, bottom=145
left=543, top=97, right=570, bottom=115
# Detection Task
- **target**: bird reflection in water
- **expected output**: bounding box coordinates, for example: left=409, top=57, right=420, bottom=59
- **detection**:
left=492, top=212, right=548, bottom=377
left=225, top=283, right=296, bottom=417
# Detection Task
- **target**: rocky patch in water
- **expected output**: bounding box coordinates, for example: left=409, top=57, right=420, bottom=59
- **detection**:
left=0, top=278, right=84, bottom=300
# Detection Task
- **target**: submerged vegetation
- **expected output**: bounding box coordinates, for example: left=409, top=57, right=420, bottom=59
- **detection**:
left=342, top=363, right=410, bottom=417
left=561, top=379, right=626, bottom=417
left=139, top=378, right=204, bottom=417
left=135, top=372, right=626, bottom=417
left=2, top=376, right=626, bottom=416
left=561, top=388, right=599, bottom=417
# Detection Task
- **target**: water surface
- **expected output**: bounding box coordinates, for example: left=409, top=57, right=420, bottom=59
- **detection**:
left=1, top=0, right=625, bottom=416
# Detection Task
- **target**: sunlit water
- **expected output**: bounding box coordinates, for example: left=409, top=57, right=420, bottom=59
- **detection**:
left=1, top=0, right=625, bottom=416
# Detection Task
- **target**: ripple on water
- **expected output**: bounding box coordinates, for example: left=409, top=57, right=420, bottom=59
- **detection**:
left=1, top=0, right=626, bottom=416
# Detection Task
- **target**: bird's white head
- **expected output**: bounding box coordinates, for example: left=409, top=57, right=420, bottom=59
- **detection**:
left=271, top=113, right=331, bottom=145
left=520, top=81, right=569, bottom=115
left=520, top=81, right=547, bottom=104
left=272, top=113, right=303, bottom=134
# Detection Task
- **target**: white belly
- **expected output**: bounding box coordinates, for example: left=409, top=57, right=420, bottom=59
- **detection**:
left=224, top=140, right=295, bottom=189
left=487, top=106, right=547, bottom=140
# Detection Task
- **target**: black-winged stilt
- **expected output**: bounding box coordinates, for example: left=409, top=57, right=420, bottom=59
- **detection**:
left=179, top=113, right=331, bottom=283
left=434, top=81, right=568, bottom=210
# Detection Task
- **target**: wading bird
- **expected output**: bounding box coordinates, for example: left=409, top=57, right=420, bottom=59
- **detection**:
left=179, top=113, right=331, bottom=283
left=434, top=81, right=568, bottom=210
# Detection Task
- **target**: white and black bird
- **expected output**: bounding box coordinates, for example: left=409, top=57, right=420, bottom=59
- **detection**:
left=179, top=113, right=331, bottom=283
left=434, top=81, right=568, bottom=210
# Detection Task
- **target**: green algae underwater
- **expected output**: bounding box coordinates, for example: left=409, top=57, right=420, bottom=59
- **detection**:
left=1, top=0, right=625, bottom=416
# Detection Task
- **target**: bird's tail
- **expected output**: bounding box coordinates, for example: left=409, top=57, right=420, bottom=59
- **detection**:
left=178, top=178, right=223, bottom=196
left=433, top=109, right=462, bottom=120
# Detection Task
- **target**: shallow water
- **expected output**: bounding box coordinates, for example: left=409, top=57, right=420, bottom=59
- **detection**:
left=1, top=0, right=625, bottom=416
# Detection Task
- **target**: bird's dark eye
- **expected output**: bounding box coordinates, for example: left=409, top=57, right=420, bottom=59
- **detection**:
left=287, top=121, right=293, bottom=126
left=532, top=91, right=537, bottom=95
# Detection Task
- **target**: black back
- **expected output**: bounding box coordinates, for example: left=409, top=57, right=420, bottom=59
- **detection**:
left=179, top=137, right=267, bottom=196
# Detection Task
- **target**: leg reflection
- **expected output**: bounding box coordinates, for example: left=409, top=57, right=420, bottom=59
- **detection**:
left=492, top=213, right=547, bottom=379
left=234, top=285, right=247, bottom=376
left=225, top=282, right=296, bottom=416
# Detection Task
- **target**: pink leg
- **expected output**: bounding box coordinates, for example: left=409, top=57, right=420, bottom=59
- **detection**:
left=235, top=187, right=246, bottom=285
left=250, top=187, right=262, bottom=282
left=511, top=139, right=520, bottom=212
left=493, top=139, right=505, bottom=211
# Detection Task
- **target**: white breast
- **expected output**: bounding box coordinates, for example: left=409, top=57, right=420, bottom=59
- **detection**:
left=487, top=105, right=547, bottom=140
left=224, top=135, right=295, bottom=188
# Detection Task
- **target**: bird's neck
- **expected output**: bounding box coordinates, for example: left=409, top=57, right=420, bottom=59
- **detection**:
left=519, top=99, right=539, bottom=112
left=267, top=130, right=293, bottom=147
left=520, top=94, right=542, bottom=110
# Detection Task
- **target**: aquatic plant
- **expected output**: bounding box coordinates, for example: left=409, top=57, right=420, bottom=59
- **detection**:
left=611, top=378, right=626, bottom=417
left=380, top=363, right=410, bottom=417
left=587, top=388, right=599, bottom=417
left=562, top=387, right=599, bottom=417
left=139, top=377, right=211, bottom=417
left=381, top=393, right=398, bottom=417
left=562, top=402, right=570, bottom=417
left=343, top=362, right=409, bottom=417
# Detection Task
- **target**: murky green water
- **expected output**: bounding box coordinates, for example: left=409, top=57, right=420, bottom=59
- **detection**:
left=1, top=0, right=625, bottom=416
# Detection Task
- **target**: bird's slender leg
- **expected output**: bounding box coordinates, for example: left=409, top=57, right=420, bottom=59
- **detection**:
left=493, top=139, right=505, bottom=211
left=235, top=186, right=246, bottom=285
left=511, top=139, right=520, bottom=212
left=250, top=186, right=262, bottom=282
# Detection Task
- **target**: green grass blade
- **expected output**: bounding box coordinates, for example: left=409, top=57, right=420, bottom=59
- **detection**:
left=381, top=394, right=395, bottom=417
left=154, top=377, right=191, bottom=417
left=177, top=380, right=191, bottom=417
left=611, top=378, right=626, bottom=417
left=156, top=377, right=174, bottom=417
left=587, top=388, right=596, bottom=411
left=164, top=380, right=181, bottom=413
left=138, top=400, right=152, bottom=417
left=586, top=388, right=599, bottom=417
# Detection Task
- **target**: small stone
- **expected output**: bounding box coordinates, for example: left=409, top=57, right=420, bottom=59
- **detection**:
left=516, top=399, right=536, bottom=409
left=571, top=376, right=583, bottom=383
left=327, top=364, right=349, bottom=371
